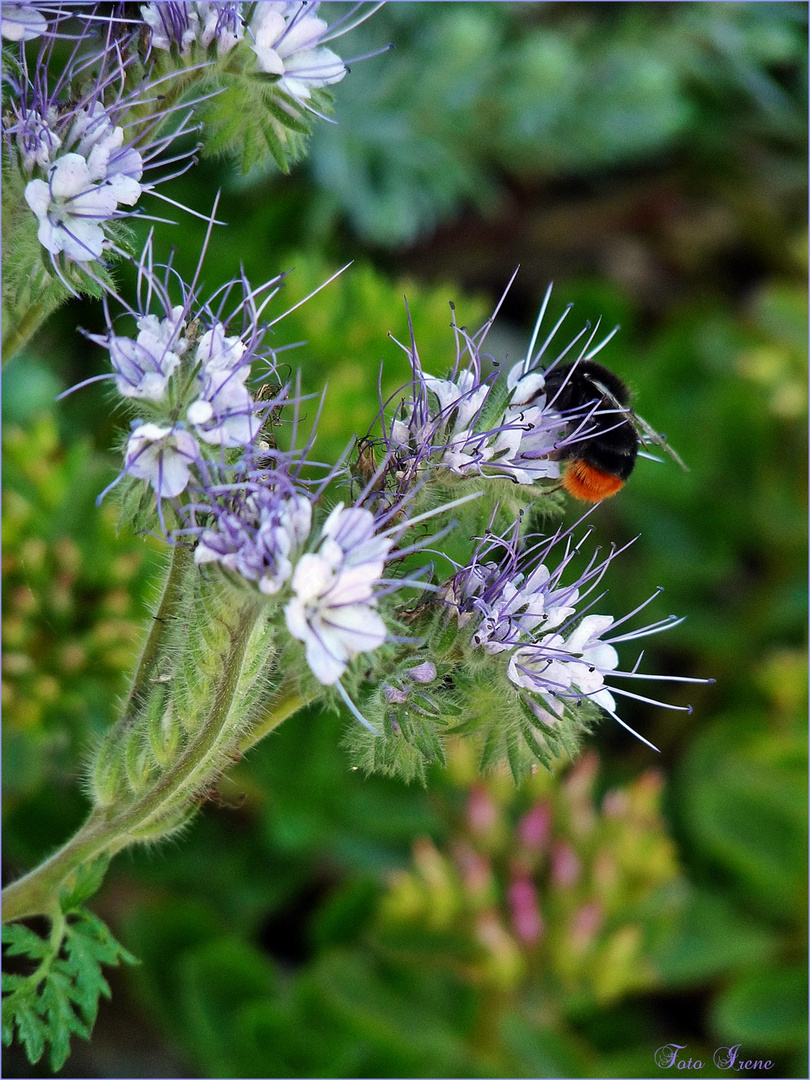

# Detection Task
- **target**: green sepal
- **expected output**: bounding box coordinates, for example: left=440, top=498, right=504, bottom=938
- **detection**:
left=115, top=473, right=161, bottom=536
left=124, top=729, right=154, bottom=793
left=90, top=730, right=128, bottom=807
left=147, top=693, right=181, bottom=767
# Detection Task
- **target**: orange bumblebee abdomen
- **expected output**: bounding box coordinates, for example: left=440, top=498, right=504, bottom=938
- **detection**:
left=562, top=459, right=626, bottom=503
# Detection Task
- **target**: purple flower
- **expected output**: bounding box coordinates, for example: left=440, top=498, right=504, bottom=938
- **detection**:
left=194, top=488, right=313, bottom=596
left=141, top=2, right=244, bottom=56
left=186, top=324, right=260, bottom=448
left=446, top=520, right=709, bottom=749
left=379, top=279, right=643, bottom=497
left=507, top=614, right=620, bottom=714
left=108, top=307, right=188, bottom=401
left=382, top=285, right=583, bottom=491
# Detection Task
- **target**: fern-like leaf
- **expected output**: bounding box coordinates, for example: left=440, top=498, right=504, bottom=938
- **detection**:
left=2, top=908, right=138, bottom=1072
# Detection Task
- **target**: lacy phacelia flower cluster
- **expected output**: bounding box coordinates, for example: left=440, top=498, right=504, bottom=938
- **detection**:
left=5, top=20, right=199, bottom=269
left=378, top=283, right=619, bottom=496
left=388, top=360, right=567, bottom=487
left=196, top=491, right=401, bottom=686
left=101, top=314, right=264, bottom=500
left=443, top=524, right=700, bottom=747
left=140, top=1, right=348, bottom=101
left=77, top=245, right=409, bottom=692
left=63, top=238, right=705, bottom=746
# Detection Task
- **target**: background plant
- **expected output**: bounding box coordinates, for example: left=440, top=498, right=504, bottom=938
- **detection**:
left=3, top=2, right=807, bottom=1078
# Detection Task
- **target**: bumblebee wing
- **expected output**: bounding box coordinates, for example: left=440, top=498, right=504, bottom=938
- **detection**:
left=589, top=379, right=690, bottom=473
left=631, top=410, right=690, bottom=472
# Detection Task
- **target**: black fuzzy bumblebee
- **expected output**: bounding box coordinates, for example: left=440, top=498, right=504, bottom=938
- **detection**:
left=543, top=360, right=686, bottom=502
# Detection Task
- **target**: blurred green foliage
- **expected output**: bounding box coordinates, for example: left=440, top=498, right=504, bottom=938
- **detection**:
left=300, top=2, right=807, bottom=245
left=3, top=2, right=806, bottom=1077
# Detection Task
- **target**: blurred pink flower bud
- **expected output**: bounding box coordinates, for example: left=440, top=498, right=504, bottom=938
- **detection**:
left=509, top=876, right=544, bottom=945
left=467, top=783, right=499, bottom=835
left=517, top=801, right=552, bottom=851
left=550, top=842, right=581, bottom=887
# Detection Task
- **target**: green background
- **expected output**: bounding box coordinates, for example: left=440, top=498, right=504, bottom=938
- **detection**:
left=3, top=3, right=806, bottom=1077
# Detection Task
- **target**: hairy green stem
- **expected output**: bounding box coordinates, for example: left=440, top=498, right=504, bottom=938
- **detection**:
left=121, top=542, right=193, bottom=721
left=2, top=298, right=49, bottom=364
left=2, top=599, right=261, bottom=923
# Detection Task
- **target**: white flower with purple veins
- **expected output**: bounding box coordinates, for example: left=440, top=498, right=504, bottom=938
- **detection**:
left=284, top=504, right=393, bottom=685
left=23, top=104, right=144, bottom=263
left=250, top=2, right=347, bottom=100
left=497, top=364, right=564, bottom=484
left=110, top=307, right=187, bottom=400
left=186, top=324, right=259, bottom=447
left=24, top=154, right=122, bottom=262
left=194, top=323, right=247, bottom=371
left=1, top=4, right=46, bottom=41
left=125, top=423, right=199, bottom=498
left=508, top=615, right=620, bottom=712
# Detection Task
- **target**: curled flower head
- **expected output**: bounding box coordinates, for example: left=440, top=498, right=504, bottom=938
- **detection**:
left=378, top=278, right=629, bottom=499
left=73, top=229, right=352, bottom=526
left=5, top=18, right=201, bottom=276
left=140, top=1, right=244, bottom=56
left=195, top=487, right=313, bottom=595
left=371, top=277, right=655, bottom=514
left=445, top=518, right=709, bottom=749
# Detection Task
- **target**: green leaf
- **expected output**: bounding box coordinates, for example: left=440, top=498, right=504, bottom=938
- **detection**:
left=2, top=922, right=50, bottom=959
left=59, top=854, right=111, bottom=914
left=40, top=970, right=90, bottom=1071
left=677, top=722, right=807, bottom=920
left=2, top=907, right=138, bottom=1071
left=10, top=999, right=46, bottom=1064
left=711, top=964, right=808, bottom=1051
left=650, top=887, right=780, bottom=986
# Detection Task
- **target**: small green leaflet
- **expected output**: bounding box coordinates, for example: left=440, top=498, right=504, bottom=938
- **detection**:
left=2, top=907, right=138, bottom=1072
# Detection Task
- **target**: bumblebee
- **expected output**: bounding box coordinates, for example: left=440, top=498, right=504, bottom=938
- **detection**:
left=543, top=359, right=687, bottom=503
